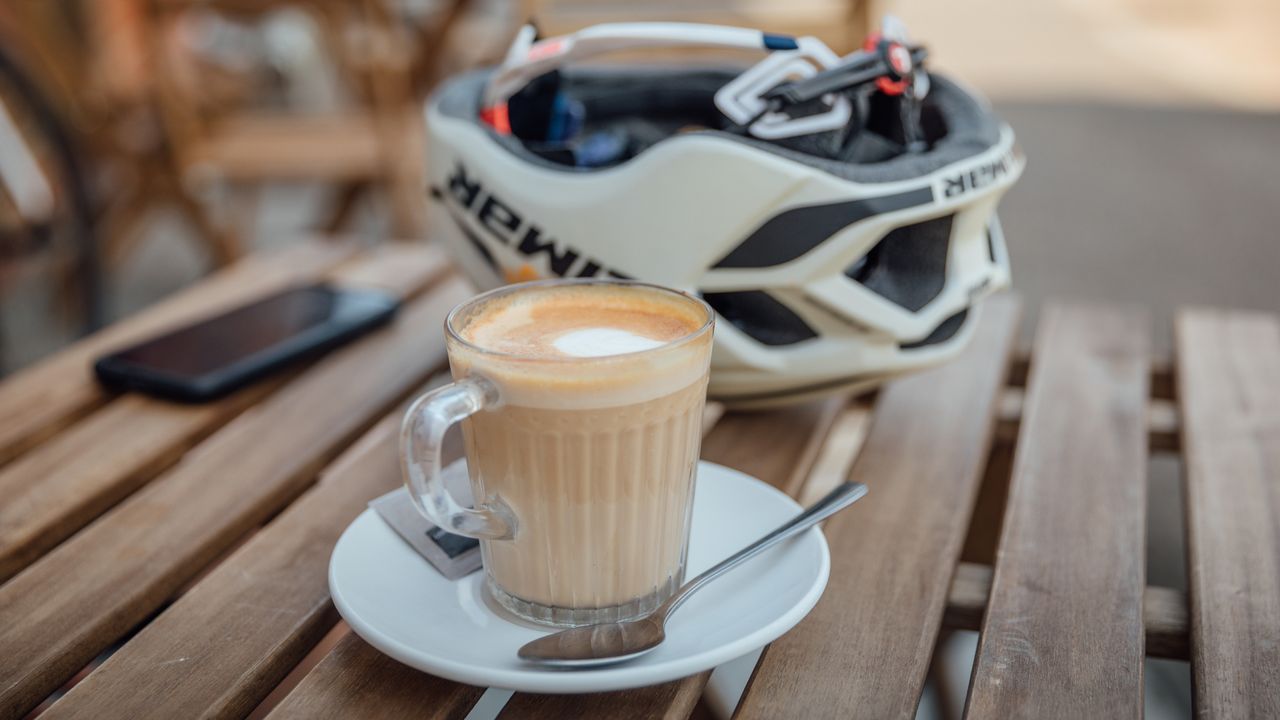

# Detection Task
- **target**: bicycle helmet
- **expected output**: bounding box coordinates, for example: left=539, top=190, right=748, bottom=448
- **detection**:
left=424, top=19, right=1024, bottom=406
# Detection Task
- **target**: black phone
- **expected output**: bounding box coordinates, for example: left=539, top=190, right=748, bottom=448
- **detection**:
left=94, top=284, right=400, bottom=402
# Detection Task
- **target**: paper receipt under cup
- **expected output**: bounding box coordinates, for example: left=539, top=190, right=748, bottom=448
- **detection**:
left=370, top=460, right=481, bottom=580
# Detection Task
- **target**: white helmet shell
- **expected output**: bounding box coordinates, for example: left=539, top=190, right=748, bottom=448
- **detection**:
left=424, top=49, right=1023, bottom=407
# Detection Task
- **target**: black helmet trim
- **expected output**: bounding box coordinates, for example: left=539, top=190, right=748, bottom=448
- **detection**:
left=711, top=186, right=933, bottom=269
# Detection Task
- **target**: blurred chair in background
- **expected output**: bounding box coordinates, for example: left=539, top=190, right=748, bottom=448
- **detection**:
left=0, top=2, right=104, bottom=344
left=140, top=0, right=474, bottom=265
left=0, top=0, right=481, bottom=371
left=1, top=0, right=261, bottom=298
left=521, top=0, right=877, bottom=54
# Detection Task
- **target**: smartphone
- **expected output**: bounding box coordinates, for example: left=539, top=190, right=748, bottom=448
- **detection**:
left=94, top=284, right=400, bottom=402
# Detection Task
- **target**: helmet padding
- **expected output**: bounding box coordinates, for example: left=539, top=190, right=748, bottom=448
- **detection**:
left=432, top=67, right=1001, bottom=183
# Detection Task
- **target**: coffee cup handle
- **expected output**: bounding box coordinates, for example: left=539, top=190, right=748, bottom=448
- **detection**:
left=400, top=376, right=516, bottom=540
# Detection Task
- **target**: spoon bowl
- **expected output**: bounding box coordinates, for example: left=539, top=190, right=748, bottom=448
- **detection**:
left=517, top=617, right=665, bottom=667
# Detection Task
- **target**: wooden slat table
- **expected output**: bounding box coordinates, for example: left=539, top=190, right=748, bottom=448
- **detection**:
left=2, top=242, right=1277, bottom=719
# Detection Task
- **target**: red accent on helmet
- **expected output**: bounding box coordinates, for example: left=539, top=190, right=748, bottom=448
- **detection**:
left=863, top=32, right=910, bottom=97
left=888, top=45, right=913, bottom=76
left=480, top=104, right=512, bottom=134
left=527, top=38, right=566, bottom=62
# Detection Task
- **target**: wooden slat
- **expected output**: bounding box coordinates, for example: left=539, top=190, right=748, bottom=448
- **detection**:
left=996, top=389, right=1178, bottom=452
left=41, top=375, right=461, bottom=719
left=0, top=387, right=277, bottom=583
left=0, top=276, right=474, bottom=719
left=40, top=414, right=408, bottom=719
left=966, top=304, right=1149, bottom=719
left=1177, top=309, right=1280, bottom=717
left=0, top=239, right=357, bottom=465
left=1150, top=360, right=1175, bottom=400
left=267, top=633, right=484, bottom=720
left=734, top=295, right=1020, bottom=720
left=1012, top=355, right=1172, bottom=400
left=941, top=561, right=1190, bottom=660
left=0, top=246, right=451, bottom=583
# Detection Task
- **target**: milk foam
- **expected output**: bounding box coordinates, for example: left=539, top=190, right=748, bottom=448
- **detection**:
left=552, top=328, right=665, bottom=357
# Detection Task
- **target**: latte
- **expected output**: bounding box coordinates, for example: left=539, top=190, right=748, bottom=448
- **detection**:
left=446, top=282, right=713, bottom=625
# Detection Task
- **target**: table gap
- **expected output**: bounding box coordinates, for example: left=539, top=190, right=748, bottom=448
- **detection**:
left=1146, top=454, right=1188, bottom=594
left=1008, top=353, right=1031, bottom=388
left=0, top=392, right=116, bottom=471
left=921, top=630, right=981, bottom=720
left=23, top=596, right=178, bottom=718
left=24, top=654, right=101, bottom=719
left=958, top=428, right=1016, bottom=566
left=172, top=524, right=264, bottom=598
left=1145, top=657, right=1193, bottom=718
left=246, top=620, right=351, bottom=720
left=1149, top=358, right=1175, bottom=401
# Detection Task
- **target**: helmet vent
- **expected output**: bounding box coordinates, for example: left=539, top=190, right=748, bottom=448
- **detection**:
left=901, top=308, right=968, bottom=350
left=845, top=213, right=953, bottom=312
left=703, top=291, right=818, bottom=346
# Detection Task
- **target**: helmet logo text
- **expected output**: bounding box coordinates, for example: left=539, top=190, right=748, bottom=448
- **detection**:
left=943, top=154, right=1013, bottom=198
left=433, top=163, right=629, bottom=280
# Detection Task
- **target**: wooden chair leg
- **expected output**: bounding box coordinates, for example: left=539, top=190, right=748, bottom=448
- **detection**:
left=323, top=181, right=368, bottom=233
left=171, top=181, right=242, bottom=267
left=409, top=0, right=476, bottom=93
left=99, top=178, right=154, bottom=268
left=385, top=173, right=424, bottom=240
left=382, top=114, right=427, bottom=240
left=230, top=184, right=260, bottom=240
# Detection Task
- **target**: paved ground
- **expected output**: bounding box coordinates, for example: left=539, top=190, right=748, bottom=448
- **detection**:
left=997, top=100, right=1280, bottom=353
left=895, top=0, right=1280, bottom=111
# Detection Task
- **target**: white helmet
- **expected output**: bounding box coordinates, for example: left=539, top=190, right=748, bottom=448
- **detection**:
left=424, top=20, right=1024, bottom=406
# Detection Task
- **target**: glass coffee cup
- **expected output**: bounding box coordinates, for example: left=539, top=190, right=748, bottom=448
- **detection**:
left=401, top=279, right=714, bottom=627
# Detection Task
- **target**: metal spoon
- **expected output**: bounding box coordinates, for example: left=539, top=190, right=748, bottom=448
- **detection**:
left=517, top=481, right=868, bottom=667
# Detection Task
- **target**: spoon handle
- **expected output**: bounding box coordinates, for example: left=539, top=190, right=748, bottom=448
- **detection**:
left=657, top=481, right=868, bottom=620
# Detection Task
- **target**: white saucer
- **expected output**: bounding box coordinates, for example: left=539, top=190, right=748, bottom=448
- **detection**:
left=329, top=460, right=830, bottom=693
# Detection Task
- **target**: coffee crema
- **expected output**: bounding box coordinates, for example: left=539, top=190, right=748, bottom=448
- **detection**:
left=456, top=284, right=705, bottom=359
left=444, top=282, right=714, bottom=625
left=449, top=284, right=711, bottom=410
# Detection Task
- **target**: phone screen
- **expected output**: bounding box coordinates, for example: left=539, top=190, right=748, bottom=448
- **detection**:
left=99, top=285, right=399, bottom=399
left=116, top=286, right=347, bottom=377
